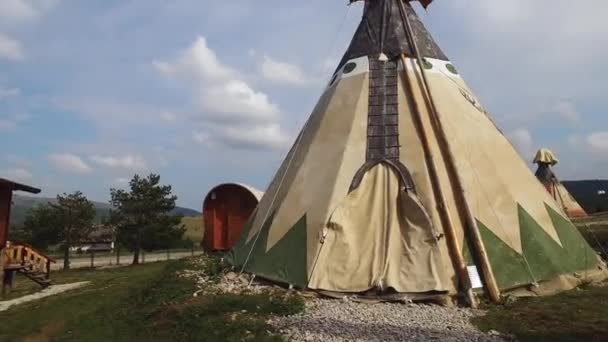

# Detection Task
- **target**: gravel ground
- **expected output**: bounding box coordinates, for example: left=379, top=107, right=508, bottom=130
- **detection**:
left=182, top=257, right=511, bottom=341
left=269, top=299, right=510, bottom=342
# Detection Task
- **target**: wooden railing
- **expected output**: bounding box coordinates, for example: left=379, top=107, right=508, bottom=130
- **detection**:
left=3, top=242, right=56, bottom=278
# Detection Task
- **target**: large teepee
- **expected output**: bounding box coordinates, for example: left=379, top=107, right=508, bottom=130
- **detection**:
left=228, top=0, right=607, bottom=304
left=534, top=149, right=587, bottom=218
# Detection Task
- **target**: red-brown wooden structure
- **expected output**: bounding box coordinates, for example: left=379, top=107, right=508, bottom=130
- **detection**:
left=202, top=183, right=263, bottom=251
left=0, top=178, right=41, bottom=247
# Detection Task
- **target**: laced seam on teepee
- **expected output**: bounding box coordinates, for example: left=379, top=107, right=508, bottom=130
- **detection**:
left=239, top=6, right=353, bottom=275
left=303, top=5, right=356, bottom=284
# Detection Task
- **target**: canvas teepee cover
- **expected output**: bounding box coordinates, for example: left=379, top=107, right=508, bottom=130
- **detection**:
left=228, top=0, right=607, bottom=302
left=534, top=149, right=587, bottom=218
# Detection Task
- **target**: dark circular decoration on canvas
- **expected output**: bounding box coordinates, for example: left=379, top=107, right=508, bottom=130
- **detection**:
left=343, top=62, right=357, bottom=74
left=422, top=58, right=433, bottom=69
left=446, top=64, right=458, bottom=75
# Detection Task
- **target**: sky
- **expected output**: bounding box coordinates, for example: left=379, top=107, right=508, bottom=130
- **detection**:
left=1, top=0, right=607, bottom=210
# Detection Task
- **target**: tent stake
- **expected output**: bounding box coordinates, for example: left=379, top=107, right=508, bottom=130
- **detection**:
left=397, top=1, right=501, bottom=303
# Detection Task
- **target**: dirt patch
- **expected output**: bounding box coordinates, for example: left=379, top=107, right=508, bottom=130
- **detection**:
left=22, top=321, right=65, bottom=342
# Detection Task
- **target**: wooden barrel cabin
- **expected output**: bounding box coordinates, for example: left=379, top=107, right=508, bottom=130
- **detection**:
left=202, top=183, right=263, bottom=251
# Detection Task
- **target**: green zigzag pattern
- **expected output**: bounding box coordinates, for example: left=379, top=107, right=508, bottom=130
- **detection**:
left=227, top=211, right=308, bottom=288
left=475, top=203, right=600, bottom=290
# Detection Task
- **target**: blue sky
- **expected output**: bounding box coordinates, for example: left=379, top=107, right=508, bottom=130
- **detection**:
left=1, top=0, right=607, bottom=210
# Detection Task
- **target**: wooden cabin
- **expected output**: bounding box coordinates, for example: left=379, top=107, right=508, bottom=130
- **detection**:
left=0, top=178, right=56, bottom=294
left=0, top=178, right=41, bottom=247
left=202, top=183, right=263, bottom=251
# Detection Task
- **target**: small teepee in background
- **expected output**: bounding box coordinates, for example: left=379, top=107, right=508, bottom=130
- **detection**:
left=228, top=0, right=607, bottom=306
left=534, top=149, right=587, bottom=218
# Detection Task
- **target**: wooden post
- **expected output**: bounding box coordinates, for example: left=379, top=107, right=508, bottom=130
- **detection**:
left=90, top=251, right=94, bottom=268
left=116, top=246, right=120, bottom=265
left=397, top=1, right=501, bottom=303
left=400, top=54, right=476, bottom=308
left=166, top=249, right=170, bottom=260
left=191, top=245, right=194, bottom=257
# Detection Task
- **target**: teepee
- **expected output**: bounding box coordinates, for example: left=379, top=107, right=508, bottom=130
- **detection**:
left=534, top=149, right=587, bottom=218
left=228, top=0, right=607, bottom=305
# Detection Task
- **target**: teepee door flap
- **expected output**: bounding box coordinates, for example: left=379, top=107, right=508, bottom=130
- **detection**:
left=309, top=163, right=448, bottom=293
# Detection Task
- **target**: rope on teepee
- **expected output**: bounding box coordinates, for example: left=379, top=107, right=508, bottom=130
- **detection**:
left=239, top=6, right=353, bottom=274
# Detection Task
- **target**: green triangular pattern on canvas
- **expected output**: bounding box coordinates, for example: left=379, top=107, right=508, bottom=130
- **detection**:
left=239, top=213, right=309, bottom=289
left=476, top=203, right=602, bottom=291
left=544, top=204, right=600, bottom=273
left=518, top=204, right=573, bottom=281
left=226, top=208, right=258, bottom=266
left=476, top=220, right=533, bottom=290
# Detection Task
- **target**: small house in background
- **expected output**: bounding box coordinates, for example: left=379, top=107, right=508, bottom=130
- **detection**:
left=0, top=178, right=41, bottom=246
left=70, top=224, right=116, bottom=254
left=202, top=183, right=263, bottom=251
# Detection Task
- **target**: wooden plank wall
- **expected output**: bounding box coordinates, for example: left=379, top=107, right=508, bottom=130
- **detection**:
left=0, top=187, right=11, bottom=247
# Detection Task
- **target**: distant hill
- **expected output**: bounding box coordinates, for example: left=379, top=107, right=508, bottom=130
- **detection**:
left=562, top=180, right=608, bottom=214
left=9, top=195, right=201, bottom=227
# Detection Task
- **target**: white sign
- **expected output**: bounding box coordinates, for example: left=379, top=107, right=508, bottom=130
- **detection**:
left=598, top=190, right=606, bottom=195
left=467, top=265, right=484, bottom=289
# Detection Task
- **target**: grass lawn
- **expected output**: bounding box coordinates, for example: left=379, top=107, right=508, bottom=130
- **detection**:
left=1, top=266, right=119, bottom=301
left=0, top=257, right=303, bottom=341
left=182, top=216, right=204, bottom=243
left=574, top=217, right=608, bottom=260
left=473, top=214, right=608, bottom=341
left=472, top=283, right=608, bottom=341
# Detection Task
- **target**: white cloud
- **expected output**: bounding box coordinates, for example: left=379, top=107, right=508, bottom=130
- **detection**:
left=194, top=123, right=289, bottom=151
left=202, top=80, right=279, bottom=123
left=1, top=168, right=33, bottom=183
left=192, top=131, right=211, bottom=145
left=160, top=111, right=177, bottom=123
left=507, top=128, right=534, bottom=157
left=48, top=153, right=93, bottom=174
left=587, top=132, right=608, bottom=155
left=0, top=86, right=20, bottom=100
left=0, top=0, right=59, bottom=24
left=0, top=113, right=30, bottom=131
left=0, top=0, right=37, bottom=22
left=260, top=55, right=310, bottom=86
left=220, top=124, right=289, bottom=150
left=153, top=36, right=233, bottom=82
left=550, top=101, right=581, bottom=124
left=155, top=35, right=288, bottom=151
left=0, top=33, right=24, bottom=61
left=56, top=98, right=174, bottom=131
left=90, top=155, right=147, bottom=171
left=567, top=134, right=582, bottom=148
left=0, top=119, right=17, bottom=131
left=113, top=177, right=130, bottom=185
left=12, top=112, right=30, bottom=121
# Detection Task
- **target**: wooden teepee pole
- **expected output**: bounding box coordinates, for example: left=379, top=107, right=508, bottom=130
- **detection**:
left=397, top=1, right=501, bottom=303
left=399, top=54, right=477, bottom=308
